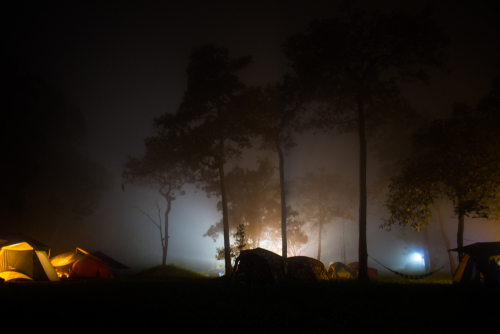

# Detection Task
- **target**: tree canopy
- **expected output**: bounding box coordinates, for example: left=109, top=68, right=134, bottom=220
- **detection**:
left=384, top=81, right=500, bottom=260
left=163, top=44, right=253, bottom=275
left=204, top=160, right=308, bottom=257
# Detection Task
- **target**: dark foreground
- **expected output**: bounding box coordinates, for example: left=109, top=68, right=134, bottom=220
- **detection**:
left=1, top=275, right=498, bottom=332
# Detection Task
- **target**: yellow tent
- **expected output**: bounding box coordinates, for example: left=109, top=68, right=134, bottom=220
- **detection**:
left=0, top=242, right=59, bottom=282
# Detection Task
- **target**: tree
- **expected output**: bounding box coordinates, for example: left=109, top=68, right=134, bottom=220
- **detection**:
left=158, top=44, right=253, bottom=275
left=285, top=212, right=309, bottom=257
left=203, top=160, right=280, bottom=250
left=215, top=223, right=248, bottom=265
left=204, top=160, right=308, bottom=257
left=249, top=80, right=304, bottom=269
left=293, top=171, right=357, bottom=261
left=283, top=6, right=447, bottom=279
left=435, top=200, right=456, bottom=274
left=261, top=206, right=309, bottom=257
left=384, top=82, right=500, bottom=262
left=123, top=114, right=195, bottom=265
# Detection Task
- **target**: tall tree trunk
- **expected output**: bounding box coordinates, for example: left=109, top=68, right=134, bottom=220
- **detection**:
left=341, top=219, right=346, bottom=264
left=317, top=222, right=323, bottom=261
left=162, top=199, right=172, bottom=266
left=357, top=91, right=368, bottom=280
left=436, top=202, right=456, bottom=275
left=276, top=140, right=287, bottom=272
left=219, top=138, right=232, bottom=275
left=424, top=226, right=436, bottom=271
left=457, top=215, right=465, bottom=263
left=456, top=197, right=465, bottom=263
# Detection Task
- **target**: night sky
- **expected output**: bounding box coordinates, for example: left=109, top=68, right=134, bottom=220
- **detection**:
left=2, top=0, right=500, bottom=272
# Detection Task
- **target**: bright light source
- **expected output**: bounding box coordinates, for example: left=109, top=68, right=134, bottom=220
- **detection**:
left=410, top=252, right=422, bottom=262
left=410, top=252, right=425, bottom=266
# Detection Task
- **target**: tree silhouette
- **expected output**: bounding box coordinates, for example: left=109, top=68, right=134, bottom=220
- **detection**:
left=203, top=160, right=280, bottom=249
left=249, top=80, right=303, bottom=269
left=283, top=6, right=448, bottom=279
left=123, top=114, right=195, bottom=265
left=162, top=44, right=253, bottom=275
left=384, top=82, right=500, bottom=262
left=204, top=160, right=308, bottom=257
left=293, top=171, right=356, bottom=262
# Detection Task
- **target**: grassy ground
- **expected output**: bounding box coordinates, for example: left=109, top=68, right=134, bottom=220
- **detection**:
left=1, top=265, right=498, bottom=332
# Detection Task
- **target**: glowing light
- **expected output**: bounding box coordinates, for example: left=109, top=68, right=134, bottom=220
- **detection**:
left=410, top=252, right=425, bottom=266
left=410, top=252, right=422, bottom=262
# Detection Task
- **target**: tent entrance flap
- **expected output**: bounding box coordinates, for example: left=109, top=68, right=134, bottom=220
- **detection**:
left=35, top=251, right=59, bottom=282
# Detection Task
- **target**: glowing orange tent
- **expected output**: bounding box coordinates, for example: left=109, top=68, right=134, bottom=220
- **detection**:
left=69, top=256, right=114, bottom=278
left=51, top=247, right=128, bottom=278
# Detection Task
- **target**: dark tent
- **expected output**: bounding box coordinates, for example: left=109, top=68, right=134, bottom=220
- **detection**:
left=327, top=262, right=354, bottom=279
left=91, top=251, right=129, bottom=269
left=233, top=248, right=286, bottom=283
left=449, top=242, right=500, bottom=257
left=452, top=254, right=482, bottom=283
left=348, top=262, right=378, bottom=278
left=287, top=256, right=329, bottom=281
left=449, top=242, right=500, bottom=284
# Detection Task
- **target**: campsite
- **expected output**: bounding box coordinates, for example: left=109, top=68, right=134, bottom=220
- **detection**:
left=1, top=240, right=500, bottom=331
left=3, top=1, right=500, bottom=331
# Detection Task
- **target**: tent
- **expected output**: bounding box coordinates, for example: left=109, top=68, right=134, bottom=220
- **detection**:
left=449, top=242, right=500, bottom=258
left=452, top=253, right=482, bottom=283
left=449, top=242, right=500, bottom=283
left=287, top=256, right=329, bottom=281
left=233, top=248, right=286, bottom=283
left=327, top=262, right=354, bottom=279
left=348, top=262, right=378, bottom=278
left=69, top=257, right=114, bottom=278
left=91, top=251, right=129, bottom=269
left=50, top=247, right=91, bottom=277
left=0, top=232, right=51, bottom=254
left=50, top=247, right=126, bottom=278
left=0, top=242, right=59, bottom=282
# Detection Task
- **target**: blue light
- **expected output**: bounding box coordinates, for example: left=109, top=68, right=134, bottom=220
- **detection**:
left=410, top=252, right=425, bottom=266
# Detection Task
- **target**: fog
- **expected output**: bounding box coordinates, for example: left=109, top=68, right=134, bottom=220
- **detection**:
left=2, top=1, right=500, bottom=274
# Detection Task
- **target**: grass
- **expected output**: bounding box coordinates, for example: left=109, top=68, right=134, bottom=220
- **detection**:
left=1, top=265, right=498, bottom=332
left=132, top=264, right=211, bottom=280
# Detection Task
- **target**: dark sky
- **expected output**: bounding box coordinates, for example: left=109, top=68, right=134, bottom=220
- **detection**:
left=2, top=0, right=500, bottom=271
